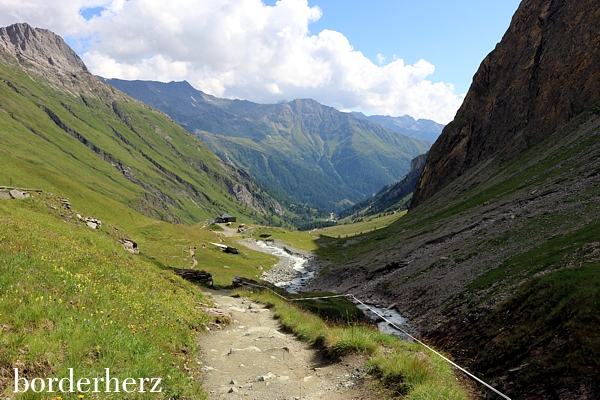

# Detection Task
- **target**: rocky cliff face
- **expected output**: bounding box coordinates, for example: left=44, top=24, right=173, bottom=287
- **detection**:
left=0, top=22, right=88, bottom=75
left=311, top=2, right=600, bottom=397
left=410, top=152, right=427, bottom=172
left=412, top=0, right=600, bottom=208
left=365, top=152, right=428, bottom=213
left=0, top=23, right=124, bottom=99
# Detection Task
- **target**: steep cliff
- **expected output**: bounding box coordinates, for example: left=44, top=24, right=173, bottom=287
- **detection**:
left=0, top=23, right=88, bottom=74
left=412, top=0, right=600, bottom=208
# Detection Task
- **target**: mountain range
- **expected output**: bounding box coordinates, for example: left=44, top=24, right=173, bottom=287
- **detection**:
left=3, top=0, right=600, bottom=395
left=350, top=112, right=444, bottom=142
left=0, top=23, right=283, bottom=226
left=104, top=78, right=432, bottom=211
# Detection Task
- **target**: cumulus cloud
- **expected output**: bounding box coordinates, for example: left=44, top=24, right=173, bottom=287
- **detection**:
left=0, top=0, right=104, bottom=36
left=0, top=0, right=462, bottom=122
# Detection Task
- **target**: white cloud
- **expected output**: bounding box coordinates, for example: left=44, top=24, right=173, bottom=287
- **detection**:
left=0, top=0, right=462, bottom=123
left=0, top=0, right=105, bottom=36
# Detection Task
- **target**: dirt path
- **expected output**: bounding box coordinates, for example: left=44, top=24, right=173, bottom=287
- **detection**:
left=198, top=290, right=376, bottom=400
left=216, top=224, right=242, bottom=237
left=189, top=247, right=198, bottom=268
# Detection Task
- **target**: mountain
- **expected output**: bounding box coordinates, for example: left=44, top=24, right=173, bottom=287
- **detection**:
left=350, top=112, right=445, bottom=142
left=0, top=23, right=284, bottom=225
left=310, top=1, right=600, bottom=397
left=104, top=79, right=432, bottom=211
left=412, top=0, right=600, bottom=208
left=338, top=152, right=428, bottom=219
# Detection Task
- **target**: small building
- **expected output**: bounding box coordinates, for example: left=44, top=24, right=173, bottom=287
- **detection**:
left=216, top=213, right=236, bottom=223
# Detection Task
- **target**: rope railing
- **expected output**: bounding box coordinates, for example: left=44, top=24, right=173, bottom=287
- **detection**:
left=236, top=281, right=511, bottom=400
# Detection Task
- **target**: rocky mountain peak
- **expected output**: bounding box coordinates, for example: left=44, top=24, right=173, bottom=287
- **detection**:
left=412, top=0, right=600, bottom=208
left=0, top=22, right=88, bottom=75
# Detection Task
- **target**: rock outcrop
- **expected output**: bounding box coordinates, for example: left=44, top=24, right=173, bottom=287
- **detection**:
left=412, top=0, right=600, bottom=208
left=368, top=152, right=428, bottom=213
left=0, top=22, right=88, bottom=75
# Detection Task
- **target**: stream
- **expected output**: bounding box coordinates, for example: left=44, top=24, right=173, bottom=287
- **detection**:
left=253, top=240, right=315, bottom=293
left=249, top=239, right=413, bottom=340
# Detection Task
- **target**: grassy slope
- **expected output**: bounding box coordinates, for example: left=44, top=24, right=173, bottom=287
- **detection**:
left=316, top=212, right=407, bottom=239
left=0, top=56, right=274, bottom=226
left=0, top=49, right=473, bottom=398
left=200, top=116, right=430, bottom=209
left=246, top=211, right=407, bottom=253
left=318, top=100, right=600, bottom=266
left=0, top=195, right=209, bottom=399
left=0, top=51, right=293, bottom=399
left=0, top=50, right=291, bottom=286
left=0, top=194, right=473, bottom=399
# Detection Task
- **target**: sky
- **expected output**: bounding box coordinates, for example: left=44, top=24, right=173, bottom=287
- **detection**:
left=0, top=0, right=521, bottom=123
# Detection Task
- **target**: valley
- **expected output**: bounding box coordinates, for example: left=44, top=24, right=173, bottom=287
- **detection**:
left=105, top=79, right=433, bottom=211
left=2, top=0, right=600, bottom=398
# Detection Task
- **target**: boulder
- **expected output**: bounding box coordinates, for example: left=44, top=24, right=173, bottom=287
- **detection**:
left=9, top=189, right=25, bottom=199
left=119, top=238, right=139, bottom=254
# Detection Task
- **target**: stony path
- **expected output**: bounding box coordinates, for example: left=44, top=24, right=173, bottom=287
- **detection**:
left=198, top=290, right=375, bottom=400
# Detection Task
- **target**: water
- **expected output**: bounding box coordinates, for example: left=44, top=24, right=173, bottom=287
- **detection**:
left=255, top=240, right=413, bottom=338
left=253, top=240, right=315, bottom=294
left=355, top=303, right=412, bottom=340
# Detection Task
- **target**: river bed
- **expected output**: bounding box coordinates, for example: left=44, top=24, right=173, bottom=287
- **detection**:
left=240, top=238, right=413, bottom=339
left=252, top=239, right=315, bottom=293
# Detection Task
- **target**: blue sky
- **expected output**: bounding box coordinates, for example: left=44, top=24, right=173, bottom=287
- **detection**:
left=0, top=0, right=522, bottom=123
left=302, top=0, right=521, bottom=95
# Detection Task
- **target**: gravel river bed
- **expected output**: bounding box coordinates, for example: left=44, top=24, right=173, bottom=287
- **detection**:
left=238, top=238, right=413, bottom=339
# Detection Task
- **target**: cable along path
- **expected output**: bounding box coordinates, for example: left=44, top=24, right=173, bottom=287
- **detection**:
left=198, top=239, right=378, bottom=399
left=199, top=238, right=511, bottom=399
left=198, top=290, right=375, bottom=399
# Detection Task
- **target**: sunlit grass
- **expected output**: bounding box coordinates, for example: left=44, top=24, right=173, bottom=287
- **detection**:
left=251, top=226, right=320, bottom=252
left=236, top=288, right=469, bottom=399
left=315, top=211, right=407, bottom=238
left=0, top=197, right=210, bottom=399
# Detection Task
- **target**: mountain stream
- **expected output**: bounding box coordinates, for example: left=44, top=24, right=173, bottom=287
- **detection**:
left=243, top=239, right=413, bottom=340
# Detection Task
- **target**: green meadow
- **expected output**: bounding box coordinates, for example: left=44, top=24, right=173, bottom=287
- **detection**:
left=0, top=195, right=210, bottom=399
left=0, top=46, right=473, bottom=398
